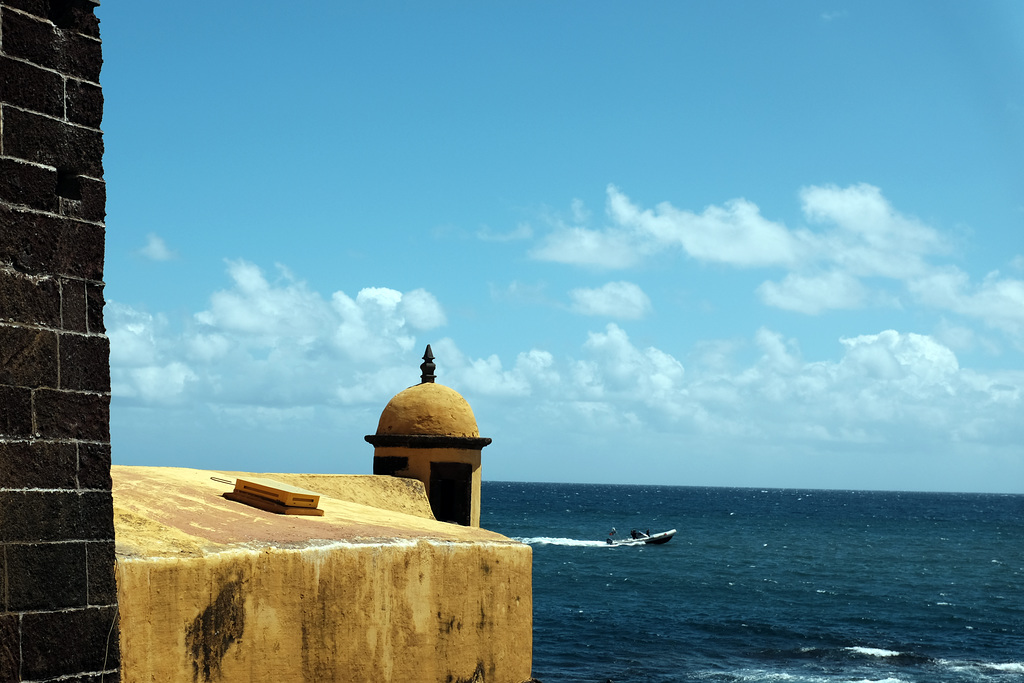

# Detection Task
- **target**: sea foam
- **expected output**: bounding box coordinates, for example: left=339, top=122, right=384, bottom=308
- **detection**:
left=512, top=537, right=606, bottom=547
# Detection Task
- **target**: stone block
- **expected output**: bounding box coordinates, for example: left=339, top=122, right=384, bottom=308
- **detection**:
left=20, top=605, right=119, bottom=680
left=62, top=277, right=88, bottom=332
left=81, top=175, right=107, bottom=222
left=0, top=156, right=58, bottom=212
left=2, top=8, right=62, bottom=71
left=2, top=107, right=104, bottom=178
left=0, top=490, right=109, bottom=543
left=66, top=78, right=104, bottom=128
left=0, top=54, right=64, bottom=117
left=0, top=440, right=77, bottom=489
left=33, top=388, right=110, bottom=440
left=0, top=325, right=59, bottom=388
left=60, top=174, right=106, bottom=222
left=59, top=333, right=110, bottom=392
left=2, top=0, right=48, bottom=19
left=87, top=540, right=117, bottom=604
left=0, top=614, right=19, bottom=680
left=80, top=490, right=115, bottom=540
left=0, top=204, right=105, bottom=280
left=78, top=442, right=112, bottom=490
left=0, top=269, right=62, bottom=326
left=6, top=541, right=88, bottom=610
left=86, top=282, right=105, bottom=333
left=0, top=385, right=33, bottom=437
left=1, top=8, right=102, bottom=82
left=0, top=490, right=81, bottom=543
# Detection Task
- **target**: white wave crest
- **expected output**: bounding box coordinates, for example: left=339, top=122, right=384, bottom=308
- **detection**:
left=938, top=659, right=1024, bottom=677
left=846, top=647, right=901, bottom=658
left=511, top=537, right=607, bottom=547
left=714, top=670, right=908, bottom=683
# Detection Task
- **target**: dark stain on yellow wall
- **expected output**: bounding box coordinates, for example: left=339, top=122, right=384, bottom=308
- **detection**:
left=186, top=575, right=246, bottom=681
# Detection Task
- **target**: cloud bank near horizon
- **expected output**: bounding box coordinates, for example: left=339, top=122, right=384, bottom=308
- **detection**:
left=107, top=183, right=1024, bottom=490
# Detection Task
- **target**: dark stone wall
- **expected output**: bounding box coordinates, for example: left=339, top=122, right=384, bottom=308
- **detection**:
left=0, top=0, right=119, bottom=680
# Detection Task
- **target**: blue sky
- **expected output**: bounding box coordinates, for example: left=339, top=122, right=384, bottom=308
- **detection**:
left=97, top=2, right=1024, bottom=492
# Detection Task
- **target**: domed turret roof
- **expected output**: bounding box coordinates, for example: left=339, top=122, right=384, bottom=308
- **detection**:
left=375, top=381, right=480, bottom=437
left=366, top=346, right=491, bottom=449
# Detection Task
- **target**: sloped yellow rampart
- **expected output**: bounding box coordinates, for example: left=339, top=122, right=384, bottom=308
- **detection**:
left=112, top=466, right=533, bottom=683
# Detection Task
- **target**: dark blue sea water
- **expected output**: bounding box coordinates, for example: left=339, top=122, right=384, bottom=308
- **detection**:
left=481, top=483, right=1024, bottom=683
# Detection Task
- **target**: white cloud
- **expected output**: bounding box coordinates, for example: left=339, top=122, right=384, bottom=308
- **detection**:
left=570, top=198, right=591, bottom=224
left=335, top=365, right=415, bottom=406
left=527, top=184, right=1024, bottom=347
left=138, top=233, right=176, bottom=261
left=569, top=281, right=652, bottom=319
left=515, top=349, right=560, bottom=387
left=546, top=324, right=1018, bottom=457
left=607, top=185, right=806, bottom=267
left=122, top=363, right=197, bottom=405
left=800, top=183, right=946, bottom=279
left=427, top=338, right=554, bottom=398
left=108, top=259, right=1020, bottom=444
left=692, top=328, right=1022, bottom=454
left=908, top=267, right=1024, bottom=343
left=839, top=330, right=959, bottom=384
left=195, top=260, right=333, bottom=338
left=753, top=327, right=802, bottom=374
left=530, top=225, right=642, bottom=269
left=109, top=259, right=446, bottom=409
left=399, top=288, right=447, bottom=329
left=187, top=332, right=232, bottom=362
left=580, top=323, right=686, bottom=408
left=331, top=287, right=417, bottom=361
left=107, top=303, right=164, bottom=367
left=107, top=257, right=1024, bottom=489
left=107, top=303, right=197, bottom=405
left=530, top=185, right=809, bottom=269
left=107, top=182, right=1024, bottom=490
left=460, top=354, right=533, bottom=397
left=757, top=270, right=867, bottom=314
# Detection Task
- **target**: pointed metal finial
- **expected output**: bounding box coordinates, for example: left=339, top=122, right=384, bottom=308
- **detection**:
left=419, top=344, right=436, bottom=384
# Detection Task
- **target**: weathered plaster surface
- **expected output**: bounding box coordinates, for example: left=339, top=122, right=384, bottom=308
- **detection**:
left=371, top=447, right=483, bottom=526
left=376, top=382, right=481, bottom=437
left=112, top=466, right=533, bottom=683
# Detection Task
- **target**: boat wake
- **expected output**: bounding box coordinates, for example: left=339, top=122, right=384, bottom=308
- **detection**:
left=511, top=537, right=607, bottom=547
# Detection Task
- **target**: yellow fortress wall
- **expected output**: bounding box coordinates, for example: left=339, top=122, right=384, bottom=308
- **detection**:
left=113, top=466, right=533, bottom=683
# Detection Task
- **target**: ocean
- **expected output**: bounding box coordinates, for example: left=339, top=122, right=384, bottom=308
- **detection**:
left=481, top=483, right=1024, bottom=683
